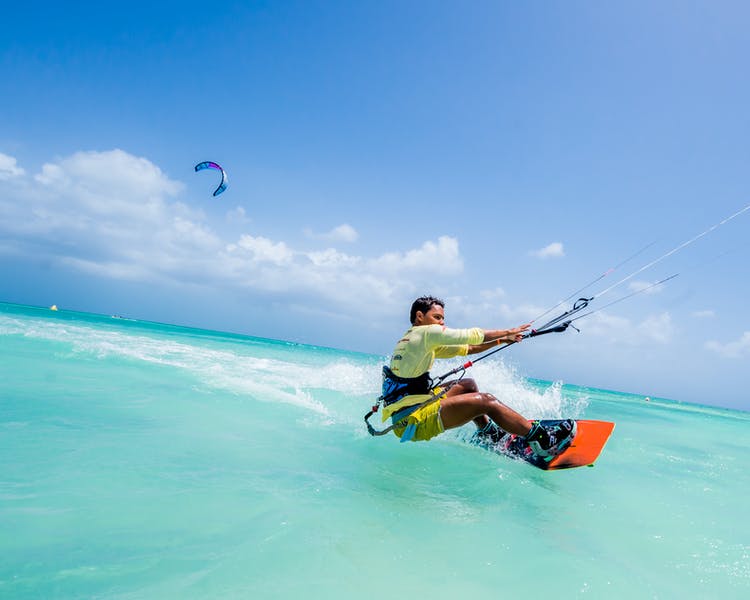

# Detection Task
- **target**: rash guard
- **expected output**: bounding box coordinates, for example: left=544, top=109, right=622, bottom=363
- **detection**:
left=382, top=324, right=484, bottom=420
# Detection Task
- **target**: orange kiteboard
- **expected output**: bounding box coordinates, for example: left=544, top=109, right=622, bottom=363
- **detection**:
left=480, top=419, right=615, bottom=470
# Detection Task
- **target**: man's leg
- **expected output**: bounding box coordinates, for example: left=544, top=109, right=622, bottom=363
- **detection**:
left=440, top=391, right=532, bottom=437
left=440, top=391, right=578, bottom=457
left=444, top=379, right=490, bottom=428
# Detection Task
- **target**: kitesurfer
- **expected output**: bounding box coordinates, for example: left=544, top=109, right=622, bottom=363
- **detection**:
left=382, top=296, right=576, bottom=457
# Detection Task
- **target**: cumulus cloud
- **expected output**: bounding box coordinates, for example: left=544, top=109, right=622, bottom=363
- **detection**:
left=530, top=242, right=564, bottom=259
left=217, top=234, right=462, bottom=308
left=306, top=248, right=360, bottom=268
left=228, top=234, right=294, bottom=265
left=692, top=309, right=715, bottom=319
left=305, top=223, right=359, bottom=243
left=0, top=150, right=214, bottom=281
left=35, top=149, right=182, bottom=200
left=705, top=332, right=750, bottom=359
left=372, top=236, right=462, bottom=274
left=0, top=149, right=465, bottom=316
left=0, top=152, right=25, bottom=179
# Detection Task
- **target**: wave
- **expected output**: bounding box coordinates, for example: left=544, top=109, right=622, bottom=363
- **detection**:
left=1, top=313, right=588, bottom=427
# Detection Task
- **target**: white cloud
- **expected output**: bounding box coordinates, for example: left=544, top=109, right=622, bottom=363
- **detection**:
left=20, top=150, right=187, bottom=241
left=306, top=248, right=360, bottom=268
left=34, top=162, right=66, bottom=186
left=226, top=206, right=251, bottom=224
left=637, top=312, right=674, bottom=344
left=35, top=149, right=182, bottom=201
left=373, top=236, right=462, bottom=274
left=305, top=223, right=359, bottom=243
left=228, top=234, right=294, bottom=265
left=217, top=234, right=463, bottom=308
left=446, top=290, right=542, bottom=326
left=530, top=242, right=564, bottom=259
left=480, top=287, right=506, bottom=301
left=0, top=152, right=25, bottom=179
left=0, top=149, right=465, bottom=317
left=580, top=311, right=630, bottom=338
left=705, top=332, right=750, bottom=359
left=692, top=309, right=715, bottom=319
left=581, top=311, right=674, bottom=345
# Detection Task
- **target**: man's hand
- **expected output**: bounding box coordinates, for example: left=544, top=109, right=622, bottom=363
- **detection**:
left=503, top=323, right=531, bottom=344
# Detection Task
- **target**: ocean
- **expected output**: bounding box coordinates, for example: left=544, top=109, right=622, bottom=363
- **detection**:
left=1, top=301, right=748, bottom=599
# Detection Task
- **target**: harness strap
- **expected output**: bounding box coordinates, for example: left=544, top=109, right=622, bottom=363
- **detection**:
left=364, top=381, right=450, bottom=437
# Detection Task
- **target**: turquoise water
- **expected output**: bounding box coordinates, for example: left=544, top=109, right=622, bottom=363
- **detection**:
left=1, top=302, right=748, bottom=598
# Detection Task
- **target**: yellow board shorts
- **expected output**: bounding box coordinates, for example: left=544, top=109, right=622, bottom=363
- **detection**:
left=392, top=397, right=445, bottom=442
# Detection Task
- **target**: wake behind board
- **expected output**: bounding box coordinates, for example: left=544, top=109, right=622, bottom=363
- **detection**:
left=476, top=419, right=615, bottom=470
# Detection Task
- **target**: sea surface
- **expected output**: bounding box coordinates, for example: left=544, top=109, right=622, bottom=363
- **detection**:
left=1, top=302, right=748, bottom=599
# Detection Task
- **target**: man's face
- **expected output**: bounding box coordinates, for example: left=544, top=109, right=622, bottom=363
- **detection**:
left=415, top=304, right=445, bottom=326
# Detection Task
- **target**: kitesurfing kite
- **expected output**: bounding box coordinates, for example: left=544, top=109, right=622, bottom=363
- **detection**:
left=194, top=161, right=227, bottom=196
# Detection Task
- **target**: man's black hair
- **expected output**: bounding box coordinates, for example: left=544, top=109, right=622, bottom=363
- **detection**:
left=410, top=296, right=445, bottom=324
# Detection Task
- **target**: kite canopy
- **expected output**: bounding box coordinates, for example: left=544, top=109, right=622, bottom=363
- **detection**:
left=194, top=161, right=227, bottom=196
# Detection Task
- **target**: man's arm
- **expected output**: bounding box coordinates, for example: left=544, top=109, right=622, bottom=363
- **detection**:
left=466, top=324, right=531, bottom=355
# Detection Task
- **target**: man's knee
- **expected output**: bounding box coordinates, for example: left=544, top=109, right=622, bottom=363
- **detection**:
left=459, top=391, right=498, bottom=411
left=476, top=392, right=497, bottom=407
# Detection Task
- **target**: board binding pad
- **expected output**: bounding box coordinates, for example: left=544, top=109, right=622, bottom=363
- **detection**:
left=475, top=419, right=615, bottom=470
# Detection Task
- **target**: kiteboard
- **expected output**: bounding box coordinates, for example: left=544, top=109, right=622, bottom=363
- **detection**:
left=476, top=419, right=615, bottom=470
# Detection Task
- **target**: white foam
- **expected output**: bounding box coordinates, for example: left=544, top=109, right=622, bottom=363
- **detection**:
left=1, top=315, right=332, bottom=415
left=445, top=358, right=588, bottom=419
left=2, top=314, right=586, bottom=423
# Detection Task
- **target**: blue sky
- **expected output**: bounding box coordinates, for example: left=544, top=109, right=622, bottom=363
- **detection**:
left=2, top=1, right=749, bottom=410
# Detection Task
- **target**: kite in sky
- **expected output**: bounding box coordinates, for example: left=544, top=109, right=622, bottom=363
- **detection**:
left=194, top=161, right=227, bottom=196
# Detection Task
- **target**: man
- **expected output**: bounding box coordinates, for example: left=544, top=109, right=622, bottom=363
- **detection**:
left=381, top=295, right=576, bottom=457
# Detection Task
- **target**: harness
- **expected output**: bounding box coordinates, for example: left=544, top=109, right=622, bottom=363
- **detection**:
left=381, top=366, right=431, bottom=406
left=364, top=366, right=440, bottom=436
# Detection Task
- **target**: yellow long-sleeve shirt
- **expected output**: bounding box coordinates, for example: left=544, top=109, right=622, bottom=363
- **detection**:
left=382, top=324, right=484, bottom=420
